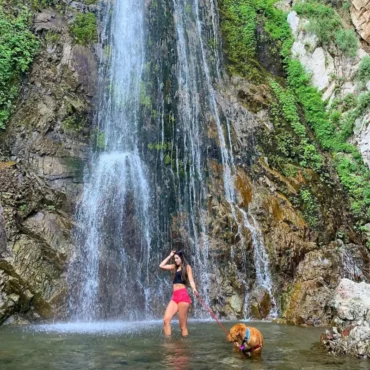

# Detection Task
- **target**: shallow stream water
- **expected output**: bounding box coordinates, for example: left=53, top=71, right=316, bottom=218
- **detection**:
left=0, top=321, right=368, bottom=369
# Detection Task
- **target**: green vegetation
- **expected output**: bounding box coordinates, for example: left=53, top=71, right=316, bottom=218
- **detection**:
left=0, top=0, right=97, bottom=130
left=45, top=30, right=60, bottom=44
left=293, top=1, right=358, bottom=57
left=45, top=204, right=56, bottom=212
left=95, top=129, right=105, bottom=150
left=70, top=12, right=97, bottom=46
left=140, top=82, right=152, bottom=109
left=219, top=0, right=290, bottom=79
left=0, top=7, right=39, bottom=129
left=219, top=0, right=370, bottom=224
left=357, top=56, right=370, bottom=85
left=299, top=188, right=320, bottom=227
left=218, top=0, right=259, bottom=78
left=148, top=142, right=172, bottom=151
left=334, top=29, right=358, bottom=57
left=270, top=80, right=322, bottom=170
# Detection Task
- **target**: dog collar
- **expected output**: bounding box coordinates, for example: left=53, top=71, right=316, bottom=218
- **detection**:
left=239, top=328, right=261, bottom=352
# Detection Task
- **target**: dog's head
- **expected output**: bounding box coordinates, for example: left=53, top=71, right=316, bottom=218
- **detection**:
left=227, top=324, right=246, bottom=344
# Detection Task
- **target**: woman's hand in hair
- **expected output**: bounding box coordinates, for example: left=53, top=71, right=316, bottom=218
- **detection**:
left=159, top=252, right=176, bottom=270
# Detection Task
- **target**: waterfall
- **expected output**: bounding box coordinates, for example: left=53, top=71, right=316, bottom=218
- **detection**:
left=67, top=0, right=276, bottom=322
left=68, top=0, right=152, bottom=321
left=172, top=0, right=276, bottom=316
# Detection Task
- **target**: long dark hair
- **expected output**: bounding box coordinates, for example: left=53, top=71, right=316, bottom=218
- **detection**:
left=173, top=250, right=190, bottom=285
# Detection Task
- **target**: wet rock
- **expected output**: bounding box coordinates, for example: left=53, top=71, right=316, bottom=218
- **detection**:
left=71, top=45, right=98, bottom=97
left=249, top=287, right=272, bottom=319
left=0, top=4, right=97, bottom=325
left=34, top=10, right=66, bottom=33
left=278, top=244, right=368, bottom=326
left=2, top=314, right=30, bottom=326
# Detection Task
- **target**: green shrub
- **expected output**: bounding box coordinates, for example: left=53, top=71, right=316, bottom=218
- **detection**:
left=0, top=8, right=39, bottom=128
left=95, top=129, right=105, bottom=150
left=305, top=17, right=340, bottom=45
left=357, top=56, right=370, bottom=84
left=300, top=188, right=320, bottom=227
left=70, top=12, right=97, bottom=45
left=31, top=0, right=54, bottom=10
left=334, top=29, right=358, bottom=57
left=294, top=1, right=357, bottom=56
left=270, top=80, right=322, bottom=169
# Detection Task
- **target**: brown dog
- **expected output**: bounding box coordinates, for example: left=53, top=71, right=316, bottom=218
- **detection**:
left=227, top=323, right=264, bottom=356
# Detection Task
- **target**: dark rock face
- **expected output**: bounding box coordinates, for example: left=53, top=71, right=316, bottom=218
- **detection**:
left=0, top=7, right=98, bottom=324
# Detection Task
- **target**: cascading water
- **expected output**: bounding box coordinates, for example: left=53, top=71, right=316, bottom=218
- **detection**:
left=68, top=0, right=152, bottom=321
left=172, top=0, right=276, bottom=317
left=68, top=0, right=276, bottom=322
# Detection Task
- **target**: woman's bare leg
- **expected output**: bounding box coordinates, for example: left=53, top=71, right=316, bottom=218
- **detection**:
left=178, top=302, right=190, bottom=337
left=163, top=300, right=178, bottom=337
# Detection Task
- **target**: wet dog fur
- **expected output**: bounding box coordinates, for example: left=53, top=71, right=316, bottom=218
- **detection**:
left=227, top=323, right=264, bottom=356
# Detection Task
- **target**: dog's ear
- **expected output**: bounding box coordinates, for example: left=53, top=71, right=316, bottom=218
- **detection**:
left=227, top=333, right=232, bottom=342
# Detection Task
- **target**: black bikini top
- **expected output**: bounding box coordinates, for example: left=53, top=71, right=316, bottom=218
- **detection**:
left=173, top=269, right=186, bottom=285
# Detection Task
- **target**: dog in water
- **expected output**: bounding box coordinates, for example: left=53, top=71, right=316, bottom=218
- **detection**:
left=227, top=323, right=264, bottom=356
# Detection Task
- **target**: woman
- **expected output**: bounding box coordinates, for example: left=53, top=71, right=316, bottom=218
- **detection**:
left=159, top=250, right=198, bottom=337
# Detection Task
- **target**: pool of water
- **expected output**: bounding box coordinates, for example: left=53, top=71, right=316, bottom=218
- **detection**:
left=0, top=321, right=368, bottom=369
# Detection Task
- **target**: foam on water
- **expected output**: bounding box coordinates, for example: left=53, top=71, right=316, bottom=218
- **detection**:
left=29, top=318, right=272, bottom=335
left=30, top=321, right=163, bottom=335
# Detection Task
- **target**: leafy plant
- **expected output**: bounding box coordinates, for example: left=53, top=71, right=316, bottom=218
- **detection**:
left=357, top=56, right=370, bottom=85
left=96, top=129, right=105, bottom=150
left=0, top=8, right=39, bottom=128
left=294, top=1, right=358, bottom=57
left=70, top=12, right=97, bottom=45
left=334, top=29, right=358, bottom=57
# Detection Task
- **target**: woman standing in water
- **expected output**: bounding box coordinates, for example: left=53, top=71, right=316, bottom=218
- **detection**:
left=159, top=250, right=198, bottom=337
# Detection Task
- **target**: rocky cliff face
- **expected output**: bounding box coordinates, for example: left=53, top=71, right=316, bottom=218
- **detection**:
left=0, top=0, right=370, bottom=327
left=0, top=3, right=98, bottom=324
left=287, top=6, right=370, bottom=170
left=351, top=0, right=370, bottom=43
left=212, top=0, right=370, bottom=324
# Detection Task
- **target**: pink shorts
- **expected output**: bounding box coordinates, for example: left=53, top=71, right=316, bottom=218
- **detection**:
left=171, top=288, right=192, bottom=304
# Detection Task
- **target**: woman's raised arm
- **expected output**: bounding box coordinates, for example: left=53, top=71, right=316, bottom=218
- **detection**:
left=159, top=250, right=176, bottom=270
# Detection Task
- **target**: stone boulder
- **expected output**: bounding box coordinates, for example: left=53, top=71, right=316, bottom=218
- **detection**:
left=321, top=278, right=370, bottom=358
left=352, top=111, right=370, bottom=169
left=350, top=0, right=370, bottom=44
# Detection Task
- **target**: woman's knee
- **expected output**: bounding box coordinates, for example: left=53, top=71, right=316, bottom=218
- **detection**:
left=163, top=316, right=172, bottom=326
